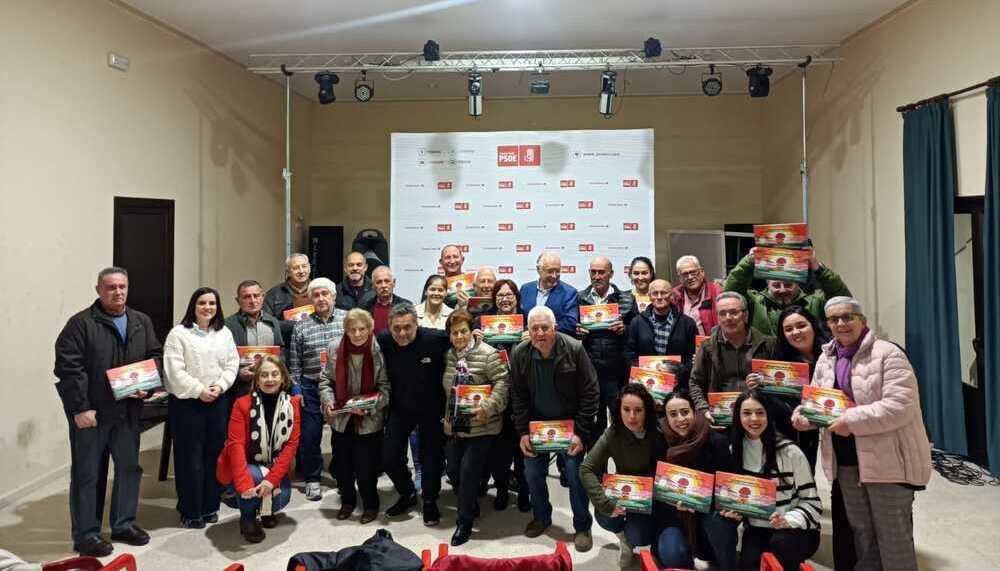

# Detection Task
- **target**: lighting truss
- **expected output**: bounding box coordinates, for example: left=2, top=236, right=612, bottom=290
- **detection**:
left=247, top=44, right=840, bottom=75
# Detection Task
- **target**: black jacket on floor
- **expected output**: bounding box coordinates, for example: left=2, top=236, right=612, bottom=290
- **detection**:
left=288, top=529, right=422, bottom=571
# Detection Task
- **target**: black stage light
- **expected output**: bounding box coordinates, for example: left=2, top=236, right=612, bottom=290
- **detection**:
left=315, top=71, right=339, bottom=104
left=702, top=64, right=723, bottom=96
left=423, top=40, right=441, bottom=62
left=643, top=37, right=662, bottom=59
left=354, top=72, right=374, bottom=102
left=746, top=65, right=773, bottom=98
left=599, top=71, right=616, bottom=117
left=468, top=72, right=483, bottom=117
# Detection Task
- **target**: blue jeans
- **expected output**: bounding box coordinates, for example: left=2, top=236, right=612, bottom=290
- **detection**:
left=298, top=377, right=324, bottom=483
left=595, top=511, right=657, bottom=547
left=223, top=464, right=291, bottom=521
left=657, top=513, right=739, bottom=571
left=524, top=451, right=592, bottom=532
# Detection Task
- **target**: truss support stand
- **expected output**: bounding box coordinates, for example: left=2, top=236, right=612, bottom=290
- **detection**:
left=281, top=64, right=293, bottom=258
left=799, top=56, right=811, bottom=225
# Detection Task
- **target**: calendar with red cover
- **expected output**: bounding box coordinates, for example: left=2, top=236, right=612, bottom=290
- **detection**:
left=801, top=386, right=855, bottom=427
left=753, top=223, right=810, bottom=248
left=529, top=420, right=574, bottom=452
left=751, top=359, right=810, bottom=397
left=708, top=392, right=740, bottom=426
left=106, top=359, right=161, bottom=400
left=237, top=345, right=281, bottom=368
left=579, top=303, right=621, bottom=330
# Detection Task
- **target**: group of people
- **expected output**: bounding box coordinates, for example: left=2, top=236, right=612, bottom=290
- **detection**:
left=54, top=244, right=932, bottom=571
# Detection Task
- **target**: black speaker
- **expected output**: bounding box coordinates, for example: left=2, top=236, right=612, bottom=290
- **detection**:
left=309, top=226, right=344, bottom=283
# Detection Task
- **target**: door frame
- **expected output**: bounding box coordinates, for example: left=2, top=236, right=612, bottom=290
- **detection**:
left=955, top=195, right=987, bottom=466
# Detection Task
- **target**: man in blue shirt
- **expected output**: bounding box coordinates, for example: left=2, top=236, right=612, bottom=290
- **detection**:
left=519, top=252, right=579, bottom=335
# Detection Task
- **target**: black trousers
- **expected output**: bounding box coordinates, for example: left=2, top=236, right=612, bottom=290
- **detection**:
left=383, top=410, right=443, bottom=502
left=331, top=422, right=382, bottom=510
left=739, top=526, right=820, bottom=571
left=446, top=434, right=495, bottom=525
left=67, top=415, right=142, bottom=543
left=483, top=413, right=526, bottom=493
left=168, top=394, right=228, bottom=521
left=831, top=478, right=858, bottom=570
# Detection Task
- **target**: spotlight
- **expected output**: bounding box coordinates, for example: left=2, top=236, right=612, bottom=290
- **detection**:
left=314, top=71, right=339, bottom=105
left=354, top=72, right=374, bottom=102
left=746, top=65, right=773, bottom=98
left=598, top=71, right=616, bottom=118
left=468, top=72, right=483, bottom=117
left=702, top=64, right=722, bottom=97
left=643, top=37, right=662, bottom=59
left=423, top=40, right=440, bottom=62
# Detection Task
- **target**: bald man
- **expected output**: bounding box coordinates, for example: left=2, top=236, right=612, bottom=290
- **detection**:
left=624, top=278, right=698, bottom=388
left=519, top=252, right=579, bottom=335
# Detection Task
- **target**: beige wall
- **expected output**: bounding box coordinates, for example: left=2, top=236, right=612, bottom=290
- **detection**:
left=309, top=95, right=766, bottom=283
left=762, top=0, right=1000, bottom=343
left=0, top=0, right=312, bottom=495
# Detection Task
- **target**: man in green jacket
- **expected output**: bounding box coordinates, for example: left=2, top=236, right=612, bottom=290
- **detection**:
left=723, top=248, right=851, bottom=335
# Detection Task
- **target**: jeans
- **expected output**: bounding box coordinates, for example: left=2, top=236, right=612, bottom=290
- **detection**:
left=524, top=451, right=592, bottom=532
left=169, top=394, right=228, bottom=521
left=446, top=435, right=494, bottom=525
left=595, top=511, right=657, bottom=547
left=656, top=512, right=739, bottom=571
left=595, top=376, right=623, bottom=433
left=298, top=377, right=325, bottom=483
left=223, top=464, right=291, bottom=520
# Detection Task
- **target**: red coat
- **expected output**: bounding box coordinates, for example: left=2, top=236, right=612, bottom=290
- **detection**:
left=216, top=394, right=301, bottom=493
left=672, top=281, right=723, bottom=335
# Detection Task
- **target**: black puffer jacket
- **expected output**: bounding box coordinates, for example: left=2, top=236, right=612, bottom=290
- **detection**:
left=53, top=300, right=164, bottom=424
left=576, top=284, right=634, bottom=382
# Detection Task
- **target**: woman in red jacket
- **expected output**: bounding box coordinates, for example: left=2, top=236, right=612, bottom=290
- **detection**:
left=217, top=354, right=301, bottom=543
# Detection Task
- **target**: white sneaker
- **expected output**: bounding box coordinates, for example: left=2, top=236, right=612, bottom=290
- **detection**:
left=304, top=482, right=322, bottom=501
left=616, top=532, right=635, bottom=568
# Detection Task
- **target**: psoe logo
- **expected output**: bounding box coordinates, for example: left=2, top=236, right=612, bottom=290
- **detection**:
left=454, top=202, right=469, bottom=211
left=498, top=223, right=514, bottom=232
left=498, top=180, right=514, bottom=189
left=515, top=201, right=532, bottom=210
left=515, top=244, right=532, bottom=253
left=623, top=222, right=639, bottom=231
left=519, top=145, right=541, bottom=166
left=560, top=222, right=576, bottom=231
left=498, top=265, right=514, bottom=274
left=497, top=145, right=520, bottom=166
left=561, top=266, right=577, bottom=274
left=623, top=179, right=639, bottom=188
left=560, top=179, right=576, bottom=188
left=437, top=224, right=452, bottom=232
left=456, top=244, right=470, bottom=253
left=579, top=243, right=595, bottom=252
left=437, top=181, right=453, bottom=190
left=578, top=200, right=594, bottom=209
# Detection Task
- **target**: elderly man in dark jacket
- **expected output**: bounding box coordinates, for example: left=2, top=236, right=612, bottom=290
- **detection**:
left=512, top=305, right=599, bottom=553
left=624, top=279, right=698, bottom=388
left=576, top=255, right=634, bottom=431
left=53, top=267, right=163, bottom=556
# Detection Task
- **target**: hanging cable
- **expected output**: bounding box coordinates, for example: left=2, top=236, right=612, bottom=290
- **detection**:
left=931, top=449, right=1000, bottom=486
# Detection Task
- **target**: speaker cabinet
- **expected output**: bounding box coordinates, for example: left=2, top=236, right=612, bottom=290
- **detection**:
left=309, top=226, right=344, bottom=283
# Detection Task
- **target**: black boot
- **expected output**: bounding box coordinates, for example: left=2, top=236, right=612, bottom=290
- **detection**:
left=451, top=522, right=473, bottom=546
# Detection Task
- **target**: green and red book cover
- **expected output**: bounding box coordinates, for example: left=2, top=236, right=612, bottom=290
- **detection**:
left=529, top=420, right=574, bottom=453
left=454, top=384, right=492, bottom=415
left=466, top=296, right=494, bottom=313
left=334, top=392, right=380, bottom=414
left=714, top=471, right=777, bottom=518
left=801, top=386, right=855, bottom=427
left=637, top=355, right=682, bottom=375
left=446, top=271, right=478, bottom=299
left=751, top=359, right=810, bottom=397
left=603, top=474, right=654, bottom=514
left=106, top=359, right=162, bottom=400
left=753, top=223, right=810, bottom=248
left=283, top=304, right=315, bottom=321
left=579, top=303, right=620, bottom=330
left=753, top=247, right=811, bottom=284
left=629, top=366, right=676, bottom=403
left=237, top=345, right=281, bottom=368
left=480, top=314, right=524, bottom=343
left=653, top=462, right=714, bottom=513
left=695, top=335, right=711, bottom=348
left=708, top=392, right=741, bottom=426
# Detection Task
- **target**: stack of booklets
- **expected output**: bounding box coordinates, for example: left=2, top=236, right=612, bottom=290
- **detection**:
left=237, top=345, right=281, bottom=368
left=283, top=305, right=315, bottom=321
left=579, top=303, right=620, bottom=330
left=446, top=271, right=477, bottom=302
left=629, top=366, right=676, bottom=403
left=714, top=472, right=777, bottom=518
left=653, top=462, right=714, bottom=513
left=466, top=297, right=493, bottom=313
left=529, top=420, right=574, bottom=452
left=800, top=386, right=854, bottom=426
left=106, top=359, right=162, bottom=400
left=454, top=384, right=492, bottom=416
left=708, top=392, right=740, bottom=426
left=751, top=359, right=810, bottom=397
left=603, top=474, right=654, bottom=514
left=481, top=314, right=524, bottom=344
left=753, top=223, right=811, bottom=284
left=333, top=392, right=381, bottom=414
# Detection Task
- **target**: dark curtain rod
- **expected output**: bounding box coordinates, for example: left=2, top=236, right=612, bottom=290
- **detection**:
left=897, top=74, right=1000, bottom=113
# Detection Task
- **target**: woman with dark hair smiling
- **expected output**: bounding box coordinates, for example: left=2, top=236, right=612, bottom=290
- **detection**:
left=164, top=287, right=239, bottom=528
left=626, top=256, right=656, bottom=315
left=416, top=274, right=453, bottom=330
left=580, top=383, right=662, bottom=568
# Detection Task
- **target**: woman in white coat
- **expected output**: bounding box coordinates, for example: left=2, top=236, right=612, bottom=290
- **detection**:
left=164, top=287, right=239, bottom=528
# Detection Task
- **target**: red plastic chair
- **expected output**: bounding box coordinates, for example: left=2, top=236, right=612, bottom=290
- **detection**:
left=760, top=553, right=782, bottom=571
left=422, top=542, right=572, bottom=570
left=222, top=565, right=245, bottom=571
left=43, top=553, right=137, bottom=571
left=638, top=547, right=696, bottom=570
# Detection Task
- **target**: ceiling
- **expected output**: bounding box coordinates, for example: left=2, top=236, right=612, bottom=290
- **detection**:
left=122, top=0, right=908, bottom=102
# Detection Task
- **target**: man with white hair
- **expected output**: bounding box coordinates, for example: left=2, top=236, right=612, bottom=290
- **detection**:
left=511, top=306, right=599, bottom=552
left=519, top=252, right=580, bottom=335
left=288, top=277, right=347, bottom=500
left=264, top=253, right=313, bottom=342
left=673, top=255, right=723, bottom=336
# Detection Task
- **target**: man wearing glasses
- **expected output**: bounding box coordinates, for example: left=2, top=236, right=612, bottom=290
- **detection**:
left=624, top=279, right=698, bottom=389
left=673, top=255, right=724, bottom=336
left=688, top=291, right=776, bottom=417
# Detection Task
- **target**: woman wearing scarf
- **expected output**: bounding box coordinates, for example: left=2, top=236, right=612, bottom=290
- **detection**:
left=318, top=308, right=390, bottom=524
left=580, top=384, right=662, bottom=569
left=217, top=355, right=300, bottom=543
left=656, top=391, right=738, bottom=571
left=442, top=309, right=509, bottom=547
left=793, top=297, right=931, bottom=571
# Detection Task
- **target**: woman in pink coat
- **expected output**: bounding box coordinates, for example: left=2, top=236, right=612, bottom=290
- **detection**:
left=793, top=296, right=931, bottom=571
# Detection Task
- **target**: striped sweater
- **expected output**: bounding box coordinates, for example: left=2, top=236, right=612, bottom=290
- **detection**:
left=740, top=437, right=822, bottom=530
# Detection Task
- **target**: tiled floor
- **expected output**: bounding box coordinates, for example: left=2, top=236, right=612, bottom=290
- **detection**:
left=2, top=427, right=998, bottom=570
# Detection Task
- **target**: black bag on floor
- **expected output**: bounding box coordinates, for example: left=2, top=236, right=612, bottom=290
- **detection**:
left=287, top=528, right=422, bottom=571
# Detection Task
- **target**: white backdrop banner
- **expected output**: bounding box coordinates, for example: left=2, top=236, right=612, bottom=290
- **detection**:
left=389, top=129, right=655, bottom=300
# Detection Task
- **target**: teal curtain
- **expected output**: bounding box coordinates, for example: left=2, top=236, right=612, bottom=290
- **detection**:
left=985, top=85, right=1000, bottom=475
left=902, top=100, right=967, bottom=455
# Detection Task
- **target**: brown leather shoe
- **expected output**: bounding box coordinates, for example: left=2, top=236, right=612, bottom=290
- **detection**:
left=574, top=529, right=593, bottom=552
left=359, top=509, right=378, bottom=524
left=337, top=504, right=355, bottom=520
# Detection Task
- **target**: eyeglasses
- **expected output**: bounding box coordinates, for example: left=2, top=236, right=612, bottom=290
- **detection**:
left=495, top=292, right=516, bottom=299
left=678, top=269, right=702, bottom=279
left=826, top=313, right=860, bottom=325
